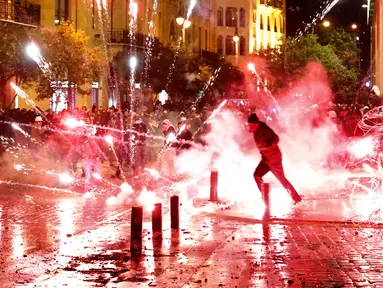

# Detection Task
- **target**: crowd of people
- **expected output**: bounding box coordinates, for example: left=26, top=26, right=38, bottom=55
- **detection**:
left=0, top=100, right=214, bottom=191
left=0, top=85, right=381, bottom=191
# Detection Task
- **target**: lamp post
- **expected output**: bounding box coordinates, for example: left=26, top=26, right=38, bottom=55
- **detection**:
left=323, top=20, right=331, bottom=28
left=176, top=11, right=191, bottom=49
left=233, top=28, right=239, bottom=66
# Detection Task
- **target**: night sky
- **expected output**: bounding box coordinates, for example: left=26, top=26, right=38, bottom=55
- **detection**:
left=286, top=0, right=370, bottom=72
left=286, top=0, right=367, bottom=37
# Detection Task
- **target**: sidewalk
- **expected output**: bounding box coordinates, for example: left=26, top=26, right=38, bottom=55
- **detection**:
left=9, top=182, right=383, bottom=288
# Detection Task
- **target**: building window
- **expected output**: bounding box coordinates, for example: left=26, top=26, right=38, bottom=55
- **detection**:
left=217, top=7, right=223, bottom=26
left=253, top=11, right=256, bottom=22
left=240, top=8, right=245, bottom=27
left=205, top=29, right=208, bottom=50
left=274, top=17, right=277, bottom=32
left=199, top=27, right=202, bottom=52
left=55, top=0, right=69, bottom=24
left=217, top=36, right=223, bottom=55
left=267, top=16, right=270, bottom=31
left=260, top=15, right=263, bottom=30
left=280, top=15, right=283, bottom=33
left=170, top=20, right=176, bottom=41
left=226, top=7, right=237, bottom=27
left=158, top=12, right=162, bottom=37
left=92, top=0, right=97, bottom=29
left=192, top=25, right=195, bottom=52
left=225, top=36, right=235, bottom=55
left=240, top=36, right=245, bottom=55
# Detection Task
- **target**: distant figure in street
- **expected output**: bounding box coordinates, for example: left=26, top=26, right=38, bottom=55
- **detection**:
left=176, top=117, right=192, bottom=154
left=247, top=113, right=302, bottom=204
left=30, top=116, right=45, bottom=144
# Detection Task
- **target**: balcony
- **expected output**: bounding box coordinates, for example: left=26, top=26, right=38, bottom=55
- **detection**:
left=260, top=0, right=283, bottom=10
left=0, top=0, right=40, bottom=26
left=108, top=29, right=161, bottom=49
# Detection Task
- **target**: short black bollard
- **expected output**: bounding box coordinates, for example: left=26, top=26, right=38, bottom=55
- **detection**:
left=262, top=183, right=271, bottom=207
left=210, top=171, right=218, bottom=201
left=152, top=203, right=162, bottom=239
left=170, top=195, right=179, bottom=230
left=130, top=206, right=143, bottom=258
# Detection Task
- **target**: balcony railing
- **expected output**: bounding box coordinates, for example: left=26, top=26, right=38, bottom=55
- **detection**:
left=0, top=0, right=40, bottom=26
left=109, top=29, right=161, bottom=48
left=260, top=0, right=283, bottom=9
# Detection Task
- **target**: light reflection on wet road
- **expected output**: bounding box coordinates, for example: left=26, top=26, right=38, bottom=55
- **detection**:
left=1, top=182, right=383, bottom=287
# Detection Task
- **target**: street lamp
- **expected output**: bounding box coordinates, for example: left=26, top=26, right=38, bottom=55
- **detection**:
left=176, top=12, right=184, bottom=26
left=176, top=11, right=191, bottom=48
left=323, top=20, right=331, bottom=28
left=351, top=24, right=358, bottom=30
left=233, top=28, right=239, bottom=66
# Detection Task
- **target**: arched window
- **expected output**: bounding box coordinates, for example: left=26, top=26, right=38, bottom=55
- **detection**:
left=240, top=36, right=245, bottom=55
left=226, top=7, right=237, bottom=27
left=280, top=15, right=283, bottom=33
left=240, top=8, right=245, bottom=27
left=274, top=17, right=277, bottom=32
left=267, top=16, right=270, bottom=31
left=260, top=15, right=263, bottom=30
left=170, top=20, right=176, bottom=41
left=217, top=7, right=223, bottom=26
left=217, top=36, right=223, bottom=55
left=225, top=36, right=235, bottom=55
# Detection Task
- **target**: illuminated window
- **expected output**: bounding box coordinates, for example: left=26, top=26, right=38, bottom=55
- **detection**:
left=274, top=17, right=277, bottom=32
left=240, top=8, right=245, bottom=27
left=226, top=7, right=237, bottom=27
left=267, top=16, right=270, bottom=31
left=55, top=0, right=69, bottom=25
left=217, top=36, right=223, bottom=55
left=225, top=36, right=235, bottom=55
left=217, top=7, right=223, bottom=26
left=260, top=15, right=263, bottom=30
left=240, top=36, right=245, bottom=55
left=280, top=15, right=283, bottom=33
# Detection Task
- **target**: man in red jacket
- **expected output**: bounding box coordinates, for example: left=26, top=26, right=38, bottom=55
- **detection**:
left=247, top=113, right=302, bottom=204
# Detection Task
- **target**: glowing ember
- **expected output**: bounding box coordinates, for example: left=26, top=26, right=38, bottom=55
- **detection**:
left=83, top=192, right=94, bottom=199
left=59, top=173, right=74, bottom=184
left=14, top=164, right=23, bottom=171
left=105, top=135, right=114, bottom=146
left=145, top=168, right=161, bottom=179
left=129, top=2, right=138, bottom=19
left=137, top=189, right=156, bottom=211
left=247, top=63, right=256, bottom=72
left=92, top=173, right=101, bottom=180
left=106, top=196, right=118, bottom=205
left=166, top=133, right=176, bottom=143
left=63, top=118, right=84, bottom=129
left=348, top=137, right=375, bottom=159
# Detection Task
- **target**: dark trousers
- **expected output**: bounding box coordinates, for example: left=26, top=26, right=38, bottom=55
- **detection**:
left=253, top=160, right=300, bottom=201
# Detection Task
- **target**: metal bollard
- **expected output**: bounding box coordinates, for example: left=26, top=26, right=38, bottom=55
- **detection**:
left=152, top=203, right=162, bottom=239
left=170, top=195, right=179, bottom=230
left=262, top=183, right=270, bottom=207
left=130, top=206, right=143, bottom=258
left=210, top=171, right=218, bottom=201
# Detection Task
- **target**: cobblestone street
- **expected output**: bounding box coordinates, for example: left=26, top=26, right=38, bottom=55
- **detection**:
left=1, top=180, right=383, bottom=287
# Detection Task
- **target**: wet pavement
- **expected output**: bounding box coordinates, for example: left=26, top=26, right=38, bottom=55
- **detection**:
left=2, top=173, right=383, bottom=287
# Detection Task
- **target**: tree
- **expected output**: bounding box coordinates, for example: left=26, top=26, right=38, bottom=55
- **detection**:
left=112, top=38, right=244, bottom=110
left=261, top=33, right=360, bottom=103
left=33, top=22, right=106, bottom=107
left=0, top=22, right=39, bottom=97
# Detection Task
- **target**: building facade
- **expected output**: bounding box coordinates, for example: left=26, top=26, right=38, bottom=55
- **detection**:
left=371, top=0, right=383, bottom=91
left=0, top=0, right=285, bottom=110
